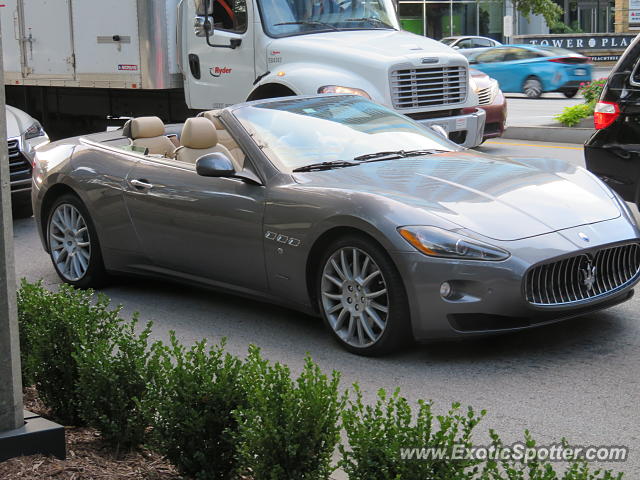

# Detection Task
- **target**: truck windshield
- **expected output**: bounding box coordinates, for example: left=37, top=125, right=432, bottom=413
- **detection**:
left=257, top=0, right=399, bottom=37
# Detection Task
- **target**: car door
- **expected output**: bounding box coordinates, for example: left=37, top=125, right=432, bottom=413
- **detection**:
left=123, top=156, right=267, bottom=292
left=472, top=48, right=509, bottom=89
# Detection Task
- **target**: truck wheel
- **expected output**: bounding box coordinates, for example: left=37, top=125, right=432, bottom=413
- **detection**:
left=523, top=77, right=543, bottom=99
left=317, top=235, right=411, bottom=356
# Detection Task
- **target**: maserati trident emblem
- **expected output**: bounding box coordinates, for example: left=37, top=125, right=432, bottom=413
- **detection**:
left=580, top=259, right=597, bottom=291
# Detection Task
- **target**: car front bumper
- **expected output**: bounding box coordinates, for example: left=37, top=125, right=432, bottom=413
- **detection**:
left=414, top=108, right=486, bottom=149
left=390, top=215, right=640, bottom=341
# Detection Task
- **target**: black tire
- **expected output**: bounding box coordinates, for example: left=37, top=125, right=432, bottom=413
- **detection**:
left=523, top=76, right=543, bottom=99
left=46, top=193, right=108, bottom=288
left=563, top=89, right=579, bottom=98
left=316, top=235, right=411, bottom=356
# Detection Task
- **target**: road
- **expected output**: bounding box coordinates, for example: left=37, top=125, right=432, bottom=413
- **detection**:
left=12, top=139, right=640, bottom=477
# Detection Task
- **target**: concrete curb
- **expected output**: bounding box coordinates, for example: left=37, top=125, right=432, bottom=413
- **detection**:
left=502, top=126, right=595, bottom=145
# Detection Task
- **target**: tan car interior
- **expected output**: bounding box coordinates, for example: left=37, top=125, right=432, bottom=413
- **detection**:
left=121, top=113, right=246, bottom=172
left=128, top=116, right=176, bottom=157
left=174, top=117, right=241, bottom=170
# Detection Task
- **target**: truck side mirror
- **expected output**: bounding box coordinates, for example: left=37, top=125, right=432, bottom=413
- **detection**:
left=202, top=0, right=215, bottom=46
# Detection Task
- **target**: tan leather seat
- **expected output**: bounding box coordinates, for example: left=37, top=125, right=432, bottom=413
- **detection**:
left=201, top=110, right=245, bottom=169
left=130, top=116, right=176, bottom=156
left=174, top=117, right=238, bottom=169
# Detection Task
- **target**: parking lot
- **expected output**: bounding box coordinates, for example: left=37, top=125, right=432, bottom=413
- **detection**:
left=13, top=138, right=640, bottom=477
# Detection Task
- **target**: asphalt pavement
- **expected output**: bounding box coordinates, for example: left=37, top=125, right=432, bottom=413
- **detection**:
left=11, top=139, right=640, bottom=477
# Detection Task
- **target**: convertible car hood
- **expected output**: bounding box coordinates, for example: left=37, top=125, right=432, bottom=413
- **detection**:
left=294, top=152, right=620, bottom=241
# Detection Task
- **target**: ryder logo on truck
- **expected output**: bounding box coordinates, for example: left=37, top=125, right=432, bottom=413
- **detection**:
left=210, top=66, right=232, bottom=77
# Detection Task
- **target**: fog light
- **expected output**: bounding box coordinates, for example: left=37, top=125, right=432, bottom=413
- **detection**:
left=440, top=282, right=453, bottom=299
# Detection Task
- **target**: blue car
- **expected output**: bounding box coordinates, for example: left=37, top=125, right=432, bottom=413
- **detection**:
left=468, top=45, right=592, bottom=98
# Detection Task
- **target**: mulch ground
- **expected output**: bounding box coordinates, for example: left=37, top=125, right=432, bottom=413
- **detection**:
left=0, top=387, right=183, bottom=480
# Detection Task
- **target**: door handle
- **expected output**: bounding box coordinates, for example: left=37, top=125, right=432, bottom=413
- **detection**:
left=130, top=179, right=153, bottom=190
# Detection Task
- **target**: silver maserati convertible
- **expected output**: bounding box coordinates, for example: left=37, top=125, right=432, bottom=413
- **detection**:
left=32, top=95, right=640, bottom=355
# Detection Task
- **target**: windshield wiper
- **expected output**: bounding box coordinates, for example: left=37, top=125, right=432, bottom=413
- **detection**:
left=344, top=17, right=393, bottom=28
left=273, top=21, right=339, bottom=31
left=293, top=160, right=356, bottom=172
left=353, top=149, right=447, bottom=162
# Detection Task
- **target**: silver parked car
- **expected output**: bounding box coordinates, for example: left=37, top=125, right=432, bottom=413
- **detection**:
left=6, top=105, right=49, bottom=215
left=441, top=36, right=502, bottom=57
left=32, top=95, right=640, bottom=355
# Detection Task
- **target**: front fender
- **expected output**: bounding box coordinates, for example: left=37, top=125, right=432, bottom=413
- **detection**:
left=252, top=62, right=386, bottom=103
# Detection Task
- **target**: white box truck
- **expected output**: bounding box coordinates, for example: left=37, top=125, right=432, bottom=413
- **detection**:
left=2, top=0, right=485, bottom=146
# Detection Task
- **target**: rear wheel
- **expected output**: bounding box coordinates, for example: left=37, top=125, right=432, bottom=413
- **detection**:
left=47, top=194, right=108, bottom=288
left=563, top=88, right=579, bottom=98
left=317, top=235, right=411, bottom=355
left=523, top=77, right=543, bottom=99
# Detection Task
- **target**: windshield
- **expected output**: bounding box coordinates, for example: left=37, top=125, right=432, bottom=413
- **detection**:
left=232, top=96, right=457, bottom=172
left=257, top=0, right=399, bottom=37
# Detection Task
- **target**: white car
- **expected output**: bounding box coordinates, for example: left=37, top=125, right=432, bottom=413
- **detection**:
left=441, top=36, right=502, bottom=57
left=5, top=105, right=49, bottom=216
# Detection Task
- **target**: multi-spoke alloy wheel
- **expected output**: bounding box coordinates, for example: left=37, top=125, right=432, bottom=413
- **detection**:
left=49, top=203, right=91, bottom=281
left=321, top=247, right=389, bottom=348
left=46, top=194, right=107, bottom=288
left=318, top=236, right=411, bottom=355
left=523, top=77, right=543, bottom=99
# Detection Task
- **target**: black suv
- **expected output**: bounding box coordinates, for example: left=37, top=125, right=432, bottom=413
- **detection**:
left=585, top=34, right=640, bottom=209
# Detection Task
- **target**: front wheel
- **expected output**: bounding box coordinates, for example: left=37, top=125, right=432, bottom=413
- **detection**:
left=47, top=194, right=108, bottom=288
left=563, top=89, right=578, bottom=98
left=317, top=235, right=411, bottom=356
left=523, top=77, right=543, bottom=99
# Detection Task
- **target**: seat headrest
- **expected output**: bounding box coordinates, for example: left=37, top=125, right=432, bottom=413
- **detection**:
left=181, top=117, right=219, bottom=149
left=131, top=116, right=165, bottom=139
left=202, top=110, right=225, bottom=130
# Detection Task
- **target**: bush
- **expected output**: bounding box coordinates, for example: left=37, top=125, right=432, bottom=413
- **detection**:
left=147, top=333, right=246, bottom=480
left=579, top=79, right=607, bottom=105
left=481, top=430, right=624, bottom=480
left=340, top=385, right=484, bottom=480
left=554, top=104, right=593, bottom=127
left=17, top=280, right=121, bottom=424
left=74, top=315, right=154, bottom=455
left=234, top=347, right=343, bottom=480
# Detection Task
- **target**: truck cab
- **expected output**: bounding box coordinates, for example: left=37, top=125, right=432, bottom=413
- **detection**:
left=180, top=0, right=485, bottom=147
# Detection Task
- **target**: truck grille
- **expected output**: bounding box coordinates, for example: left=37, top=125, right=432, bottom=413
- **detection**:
left=477, top=86, right=492, bottom=105
left=524, top=243, right=640, bottom=305
left=7, top=138, right=32, bottom=191
left=390, top=66, right=467, bottom=110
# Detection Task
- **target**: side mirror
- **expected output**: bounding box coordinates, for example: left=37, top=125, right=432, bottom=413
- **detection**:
left=453, top=46, right=460, bottom=50
left=468, top=59, right=478, bottom=65
left=196, top=152, right=235, bottom=177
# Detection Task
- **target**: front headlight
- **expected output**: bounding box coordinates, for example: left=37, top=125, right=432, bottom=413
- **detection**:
left=24, top=121, right=46, bottom=140
left=398, top=226, right=510, bottom=261
left=317, top=85, right=371, bottom=99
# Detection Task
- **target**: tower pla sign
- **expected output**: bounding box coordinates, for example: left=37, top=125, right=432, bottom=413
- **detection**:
left=517, top=35, right=636, bottom=51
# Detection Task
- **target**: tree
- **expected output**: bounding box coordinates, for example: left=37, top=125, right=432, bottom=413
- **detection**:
left=512, top=0, right=563, bottom=27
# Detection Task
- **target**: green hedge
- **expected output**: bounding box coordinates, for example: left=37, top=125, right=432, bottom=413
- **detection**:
left=17, top=281, right=625, bottom=479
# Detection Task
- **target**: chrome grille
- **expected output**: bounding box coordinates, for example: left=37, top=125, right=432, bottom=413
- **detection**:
left=477, top=86, right=492, bottom=105
left=524, top=243, right=640, bottom=305
left=7, top=138, right=32, bottom=191
left=390, top=66, right=467, bottom=109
